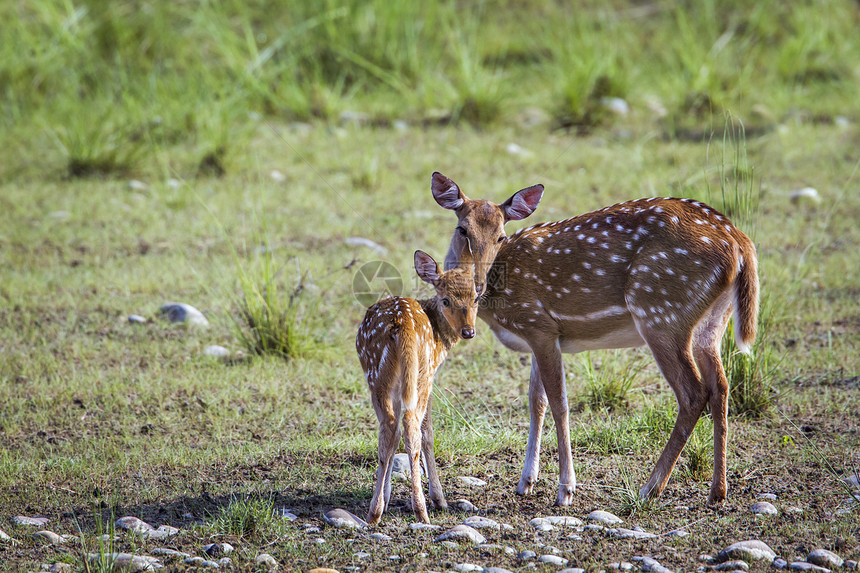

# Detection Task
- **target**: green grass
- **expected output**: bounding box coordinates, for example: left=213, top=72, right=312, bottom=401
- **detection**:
left=1, top=1, right=860, bottom=571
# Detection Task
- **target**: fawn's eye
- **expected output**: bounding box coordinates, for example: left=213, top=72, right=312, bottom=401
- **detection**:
left=497, top=235, right=505, bottom=243
left=442, top=298, right=451, bottom=308
left=457, top=227, right=467, bottom=237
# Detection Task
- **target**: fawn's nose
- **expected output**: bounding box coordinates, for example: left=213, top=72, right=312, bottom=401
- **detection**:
left=461, top=326, right=475, bottom=339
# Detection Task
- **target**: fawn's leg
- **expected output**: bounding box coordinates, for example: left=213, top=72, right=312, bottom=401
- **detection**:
left=421, top=397, right=447, bottom=510
left=518, top=354, right=548, bottom=496
left=367, top=400, right=400, bottom=525
left=404, top=407, right=430, bottom=523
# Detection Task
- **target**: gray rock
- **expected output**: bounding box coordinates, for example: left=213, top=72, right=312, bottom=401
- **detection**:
left=200, top=560, right=220, bottom=569
left=529, top=517, right=554, bottom=531
left=303, top=525, right=321, bottom=533
left=278, top=508, right=298, bottom=521
left=789, top=563, right=831, bottom=573
left=716, top=541, right=776, bottom=563
left=715, top=561, right=750, bottom=571
left=203, top=345, right=230, bottom=358
left=128, top=314, right=147, bottom=324
left=439, top=540, right=459, bottom=549
left=610, top=527, right=657, bottom=540
left=584, top=524, right=605, bottom=532
left=699, top=555, right=716, bottom=564
left=788, top=187, right=821, bottom=205
left=844, top=474, right=860, bottom=489
left=217, top=557, right=232, bottom=568
left=561, top=569, right=586, bottom=573
left=0, top=526, right=11, bottom=541
left=391, top=452, right=410, bottom=475
left=128, top=180, right=150, bottom=192
left=159, top=302, right=209, bottom=327
left=151, top=548, right=190, bottom=560
left=434, top=524, right=485, bottom=545
left=87, top=553, right=162, bottom=572
left=32, top=530, right=68, bottom=545
left=353, top=551, right=371, bottom=560
left=269, top=170, right=286, bottom=183
left=545, top=516, right=584, bottom=527
left=203, top=542, right=234, bottom=556
left=10, top=516, right=49, bottom=527
left=807, top=550, right=843, bottom=569
left=370, top=532, right=392, bottom=541
left=477, top=544, right=516, bottom=555
left=519, top=550, right=538, bottom=561
left=115, top=516, right=154, bottom=534
left=601, top=97, right=630, bottom=115
left=758, top=493, right=778, bottom=500
left=457, top=476, right=488, bottom=487
left=586, top=510, right=622, bottom=525
left=185, top=557, right=205, bottom=566
left=845, top=561, right=858, bottom=570
left=452, top=498, right=478, bottom=513
left=409, top=522, right=441, bottom=531
left=666, top=529, right=690, bottom=538
left=47, top=564, right=72, bottom=573
left=453, top=564, right=482, bottom=572
left=323, top=508, right=367, bottom=530
left=543, top=545, right=561, bottom=555
left=773, top=559, right=788, bottom=569
left=539, top=555, right=569, bottom=566
left=463, top=516, right=501, bottom=530
left=607, top=563, right=635, bottom=571
left=750, top=501, right=778, bottom=515
left=145, top=525, right=179, bottom=540
left=312, top=537, right=325, bottom=544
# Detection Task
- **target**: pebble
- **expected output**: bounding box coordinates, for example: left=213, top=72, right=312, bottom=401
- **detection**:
left=128, top=314, right=147, bottom=324
left=610, top=527, right=657, bottom=540
left=369, top=532, right=392, bottom=541
left=586, top=510, right=622, bottom=525
left=539, top=554, right=569, bottom=566
left=750, top=501, right=778, bottom=515
left=409, top=522, right=441, bottom=531
left=312, top=537, right=326, bottom=544
left=584, top=524, right=605, bottom=532
left=269, top=170, right=287, bottom=183
left=151, top=548, right=190, bottom=559
left=452, top=498, right=478, bottom=513
left=666, top=529, right=690, bottom=538
left=203, top=345, right=230, bottom=358
left=560, top=569, right=585, bottom=573
left=353, top=551, right=371, bottom=560
left=147, top=525, right=180, bottom=540
left=200, top=560, right=221, bottom=568
left=774, top=559, right=789, bottom=569
left=846, top=561, right=859, bottom=570
left=601, top=97, right=630, bottom=115
left=10, top=516, right=50, bottom=527
left=607, top=563, right=635, bottom=571
left=434, top=524, right=486, bottom=545
left=128, top=180, right=149, bottom=192
left=519, top=550, right=537, bottom=561
left=463, top=516, right=501, bottom=530
left=477, top=544, right=516, bottom=555
left=715, top=561, right=750, bottom=571
left=345, top=237, right=387, bottom=256
left=391, top=453, right=410, bottom=475
left=203, top=542, right=234, bottom=556
left=454, top=564, right=483, bottom=572
left=789, top=563, right=831, bottom=573
left=545, top=516, right=584, bottom=527
left=457, top=476, right=488, bottom=487
left=758, top=493, right=778, bottom=500
left=88, top=553, right=162, bottom=572
left=46, top=564, right=71, bottom=573
left=159, top=302, right=209, bottom=327
left=185, top=557, right=205, bottom=566
left=788, top=187, right=821, bottom=205
left=529, top=518, right=554, bottom=532
left=115, top=516, right=154, bottom=534
left=32, top=530, right=69, bottom=545
left=844, top=474, right=860, bottom=489
left=506, top=143, right=532, bottom=157
left=807, top=549, right=843, bottom=569
left=278, top=509, right=298, bottom=521
left=323, top=508, right=367, bottom=530
left=716, top=540, right=776, bottom=562
left=0, top=527, right=11, bottom=541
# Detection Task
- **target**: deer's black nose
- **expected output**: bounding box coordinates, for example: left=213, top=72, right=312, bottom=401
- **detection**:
left=461, top=327, right=475, bottom=339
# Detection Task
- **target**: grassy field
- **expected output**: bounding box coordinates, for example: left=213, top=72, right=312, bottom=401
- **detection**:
left=1, top=1, right=859, bottom=571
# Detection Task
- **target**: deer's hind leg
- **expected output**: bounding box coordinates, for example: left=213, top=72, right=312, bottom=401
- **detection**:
left=368, top=392, right=401, bottom=525
left=421, top=397, right=447, bottom=511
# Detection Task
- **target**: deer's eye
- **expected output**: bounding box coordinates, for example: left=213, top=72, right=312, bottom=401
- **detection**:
left=442, top=298, right=451, bottom=308
left=497, top=235, right=505, bottom=243
left=457, top=227, right=467, bottom=237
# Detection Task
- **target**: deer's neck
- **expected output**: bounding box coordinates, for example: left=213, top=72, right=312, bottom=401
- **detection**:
left=419, top=297, right=460, bottom=350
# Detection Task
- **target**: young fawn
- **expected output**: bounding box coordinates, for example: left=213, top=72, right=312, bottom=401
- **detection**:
left=356, top=250, right=479, bottom=525
left=431, top=172, right=759, bottom=506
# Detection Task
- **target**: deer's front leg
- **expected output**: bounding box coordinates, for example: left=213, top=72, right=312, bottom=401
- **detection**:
left=421, top=398, right=447, bottom=511
left=532, top=340, right=575, bottom=505
left=518, top=353, right=548, bottom=497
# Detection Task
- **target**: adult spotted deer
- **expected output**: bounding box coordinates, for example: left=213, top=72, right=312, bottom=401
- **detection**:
left=356, top=250, right=478, bottom=524
left=431, top=172, right=759, bottom=506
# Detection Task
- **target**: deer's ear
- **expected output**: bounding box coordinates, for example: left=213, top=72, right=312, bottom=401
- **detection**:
left=414, top=250, right=442, bottom=284
left=502, top=184, right=543, bottom=221
left=431, top=172, right=467, bottom=211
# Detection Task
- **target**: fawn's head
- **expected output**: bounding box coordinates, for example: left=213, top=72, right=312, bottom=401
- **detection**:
left=431, top=172, right=543, bottom=295
left=414, top=250, right=478, bottom=340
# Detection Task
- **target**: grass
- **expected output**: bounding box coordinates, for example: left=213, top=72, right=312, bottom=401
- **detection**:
left=1, top=1, right=860, bottom=571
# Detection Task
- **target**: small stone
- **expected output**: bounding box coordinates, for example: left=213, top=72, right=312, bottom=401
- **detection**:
left=159, top=302, right=209, bottom=327
left=128, top=314, right=147, bottom=324
left=409, top=522, right=441, bottom=531
left=610, top=527, right=657, bottom=540
left=539, top=555, right=569, bottom=566
left=586, top=510, right=622, bottom=525
left=167, top=178, right=182, bottom=189
left=506, top=143, right=532, bottom=157
left=788, top=187, right=821, bottom=205
left=453, top=564, right=482, bottom=572
left=151, top=548, right=190, bottom=559
left=391, top=453, right=410, bottom=475
left=786, top=506, right=804, bottom=514
left=353, top=552, right=371, bottom=560
left=47, top=564, right=72, bottom=573
left=844, top=475, right=860, bottom=489
left=345, top=237, right=387, bottom=255
left=845, top=561, right=858, bottom=570
left=10, top=516, right=50, bottom=527
left=323, top=508, right=367, bottom=530
left=773, top=559, right=788, bottom=569
left=560, top=569, right=586, bottom=573
left=750, top=501, right=778, bottom=515
left=477, top=544, right=516, bottom=555
left=217, top=557, right=232, bottom=567
left=393, top=120, right=409, bottom=132
left=601, top=97, right=630, bottom=115
left=203, top=345, right=230, bottom=358
left=529, top=518, right=554, bottom=532
left=439, top=540, right=459, bottom=549
left=115, top=516, right=154, bottom=534
left=463, top=516, right=501, bottom=530
left=370, top=532, right=392, bottom=541
left=789, top=563, right=831, bottom=573
left=0, top=527, right=11, bottom=541
left=457, top=476, right=488, bottom=487
left=339, top=110, right=370, bottom=126
left=518, top=550, right=537, bottom=561
left=716, top=541, right=777, bottom=563
left=303, top=525, right=321, bottom=534
left=435, top=524, right=485, bottom=545
left=128, top=180, right=150, bottom=191
left=88, top=553, right=162, bottom=572
left=807, top=550, right=843, bottom=569
left=715, top=561, right=750, bottom=571
left=203, top=542, right=234, bottom=556
left=452, top=499, right=478, bottom=513
left=269, top=170, right=286, bottom=183
left=544, top=515, right=584, bottom=527
left=607, top=563, right=634, bottom=571
left=308, top=569, right=340, bottom=573
left=312, top=537, right=326, bottom=544
left=185, top=557, right=205, bottom=566
left=584, top=524, right=605, bottom=532
left=145, top=525, right=179, bottom=540
left=278, top=509, right=298, bottom=521
left=32, top=531, right=67, bottom=545
left=758, top=493, right=778, bottom=500
left=666, top=529, right=689, bottom=538
left=200, top=560, right=220, bottom=569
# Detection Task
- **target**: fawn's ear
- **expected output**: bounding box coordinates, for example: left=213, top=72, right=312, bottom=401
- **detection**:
left=431, top=172, right=467, bottom=211
left=501, top=184, right=544, bottom=221
left=414, top=250, right=442, bottom=285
